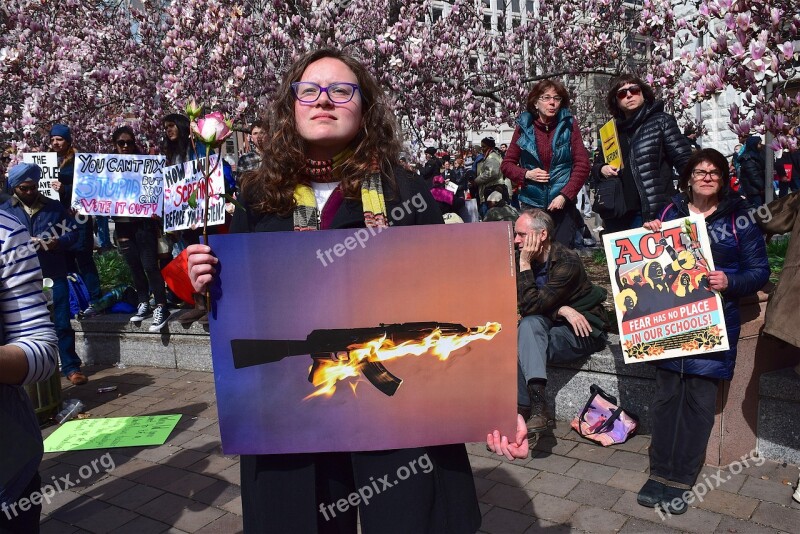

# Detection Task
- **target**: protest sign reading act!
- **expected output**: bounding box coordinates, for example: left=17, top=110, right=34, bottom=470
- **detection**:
left=602, top=215, right=729, bottom=364
left=162, top=155, right=226, bottom=232
left=21, top=152, right=59, bottom=200
left=71, top=154, right=166, bottom=217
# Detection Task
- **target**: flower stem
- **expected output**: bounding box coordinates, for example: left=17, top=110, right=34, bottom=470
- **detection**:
left=203, top=146, right=211, bottom=313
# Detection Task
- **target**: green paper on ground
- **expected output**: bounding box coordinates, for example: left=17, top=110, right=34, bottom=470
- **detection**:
left=44, top=414, right=182, bottom=452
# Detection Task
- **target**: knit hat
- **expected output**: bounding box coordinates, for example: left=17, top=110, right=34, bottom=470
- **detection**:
left=7, top=163, right=42, bottom=190
left=744, top=136, right=761, bottom=152
left=424, top=147, right=437, bottom=156
left=49, top=124, right=72, bottom=143
left=487, top=191, right=503, bottom=203
left=481, top=137, right=496, bottom=148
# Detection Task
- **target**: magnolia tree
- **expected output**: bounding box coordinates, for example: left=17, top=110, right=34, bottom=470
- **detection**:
left=642, top=0, right=800, bottom=151
left=0, top=0, right=166, bottom=152
left=3, top=0, right=796, bottom=154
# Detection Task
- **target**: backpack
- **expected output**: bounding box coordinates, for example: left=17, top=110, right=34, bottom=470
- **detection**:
left=67, top=273, right=91, bottom=317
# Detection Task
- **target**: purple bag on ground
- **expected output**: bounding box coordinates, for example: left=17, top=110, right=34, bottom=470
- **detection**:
left=571, top=384, right=638, bottom=446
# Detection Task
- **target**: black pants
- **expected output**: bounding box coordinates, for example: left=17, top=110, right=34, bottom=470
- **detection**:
left=116, top=220, right=167, bottom=306
left=649, top=368, right=719, bottom=488
left=0, top=473, right=41, bottom=534
left=240, top=446, right=480, bottom=534
left=66, top=217, right=101, bottom=303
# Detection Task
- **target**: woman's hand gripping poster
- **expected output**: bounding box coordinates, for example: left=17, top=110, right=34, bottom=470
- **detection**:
left=602, top=215, right=729, bottom=364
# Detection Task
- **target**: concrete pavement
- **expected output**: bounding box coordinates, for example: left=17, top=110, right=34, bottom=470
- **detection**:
left=38, top=364, right=800, bottom=533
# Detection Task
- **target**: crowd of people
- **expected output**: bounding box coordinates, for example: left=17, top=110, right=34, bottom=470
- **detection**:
left=0, top=46, right=797, bottom=532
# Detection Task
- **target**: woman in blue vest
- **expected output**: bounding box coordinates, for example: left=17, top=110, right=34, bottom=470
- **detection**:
left=501, top=79, right=591, bottom=247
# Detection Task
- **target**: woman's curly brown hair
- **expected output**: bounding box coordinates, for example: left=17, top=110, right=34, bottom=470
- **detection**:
left=241, top=48, right=402, bottom=216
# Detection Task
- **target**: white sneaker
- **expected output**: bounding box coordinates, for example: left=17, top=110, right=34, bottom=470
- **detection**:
left=130, top=302, right=152, bottom=322
left=80, top=305, right=99, bottom=319
left=148, top=306, right=171, bottom=333
left=793, top=475, right=800, bottom=503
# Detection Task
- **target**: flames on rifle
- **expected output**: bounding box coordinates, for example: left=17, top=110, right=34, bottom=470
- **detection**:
left=306, top=321, right=502, bottom=399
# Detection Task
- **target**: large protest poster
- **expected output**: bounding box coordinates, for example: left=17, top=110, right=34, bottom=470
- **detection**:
left=162, top=156, right=226, bottom=232
left=603, top=214, right=729, bottom=364
left=21, top=152, right=59, bottom=200
left=208, top=223, right=518, bottom=454
left=72, top=154, right=165, bottom=217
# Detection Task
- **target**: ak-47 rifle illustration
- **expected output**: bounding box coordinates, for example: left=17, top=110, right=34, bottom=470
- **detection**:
left=231, top=321, right=501, bottom=397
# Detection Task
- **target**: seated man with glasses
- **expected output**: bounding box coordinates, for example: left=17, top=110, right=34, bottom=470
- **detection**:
left=0, top=163, right=86, bottom=385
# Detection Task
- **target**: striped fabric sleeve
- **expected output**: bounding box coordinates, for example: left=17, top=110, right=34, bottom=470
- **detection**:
left=0, top=211, right=58, bottom=385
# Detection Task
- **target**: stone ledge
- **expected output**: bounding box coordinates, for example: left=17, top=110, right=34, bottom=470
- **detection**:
left=546, top=334, right=655, bottom=433
left=759, top=366, right=800, bottom=402
left=758, top=367, right=800, bottom=464
left=71, top=310, right=209, bottom=335
left=73, top=311, right=212, bottom=372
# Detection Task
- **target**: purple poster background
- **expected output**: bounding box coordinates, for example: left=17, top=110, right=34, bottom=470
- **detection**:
left=209, top=223, right=518, bottom=455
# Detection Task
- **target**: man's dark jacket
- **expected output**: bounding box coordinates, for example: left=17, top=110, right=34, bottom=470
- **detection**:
left=517, top=242, right=609, bottom=336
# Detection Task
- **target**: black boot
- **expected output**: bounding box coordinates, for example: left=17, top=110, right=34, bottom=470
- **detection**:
left=637, top=479, right=666, bottom=508
left=526, top=379, right=553, bottom=434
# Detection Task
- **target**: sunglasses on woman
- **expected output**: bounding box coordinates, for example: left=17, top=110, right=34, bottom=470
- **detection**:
left=116, top=139, right=135, bottom=147
left=616, top=85, right=642, bottom=99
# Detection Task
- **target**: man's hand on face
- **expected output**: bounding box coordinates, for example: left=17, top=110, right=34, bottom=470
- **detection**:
left=519, top=230, right=543, bottom=269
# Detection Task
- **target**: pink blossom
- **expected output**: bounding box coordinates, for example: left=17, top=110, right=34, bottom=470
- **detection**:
left=191, top=111, right=233, bottom=147
left=779, top=42, right=795, bottom=60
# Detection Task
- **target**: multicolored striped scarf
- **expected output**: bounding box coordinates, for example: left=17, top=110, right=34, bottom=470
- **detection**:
left=293, top=152, right=389, bottom=231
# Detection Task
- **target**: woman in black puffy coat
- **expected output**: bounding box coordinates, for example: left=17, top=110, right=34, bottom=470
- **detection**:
left=592, top=75, right=693, bottom=232
left=637, top=148, right=769, bottom=515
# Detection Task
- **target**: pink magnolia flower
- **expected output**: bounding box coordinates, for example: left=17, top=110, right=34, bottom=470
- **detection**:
left=779, top=42, right=795, bottom=61
left=191, top=111, right=233, bottom=147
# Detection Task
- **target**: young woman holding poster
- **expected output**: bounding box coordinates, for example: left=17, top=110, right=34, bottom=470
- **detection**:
left=591, top=75, right=693, bottom=233
left=500, top=79, right=590, bottom=247
left=638, top=148, right=769, bottom=515
left=110, top=126, right=170, bottom=332
left=186, top=48, right=528, bottom=533
left=161, top=113, right=210, bottom=325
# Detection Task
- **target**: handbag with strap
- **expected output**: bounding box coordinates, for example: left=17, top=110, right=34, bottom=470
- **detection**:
left=592, top=178, right=627, bottom=219
left=571, top=384, right=638, bottom=446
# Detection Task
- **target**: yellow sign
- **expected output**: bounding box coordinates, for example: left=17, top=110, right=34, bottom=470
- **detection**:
left=599, top=119, right=623, bottom=170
